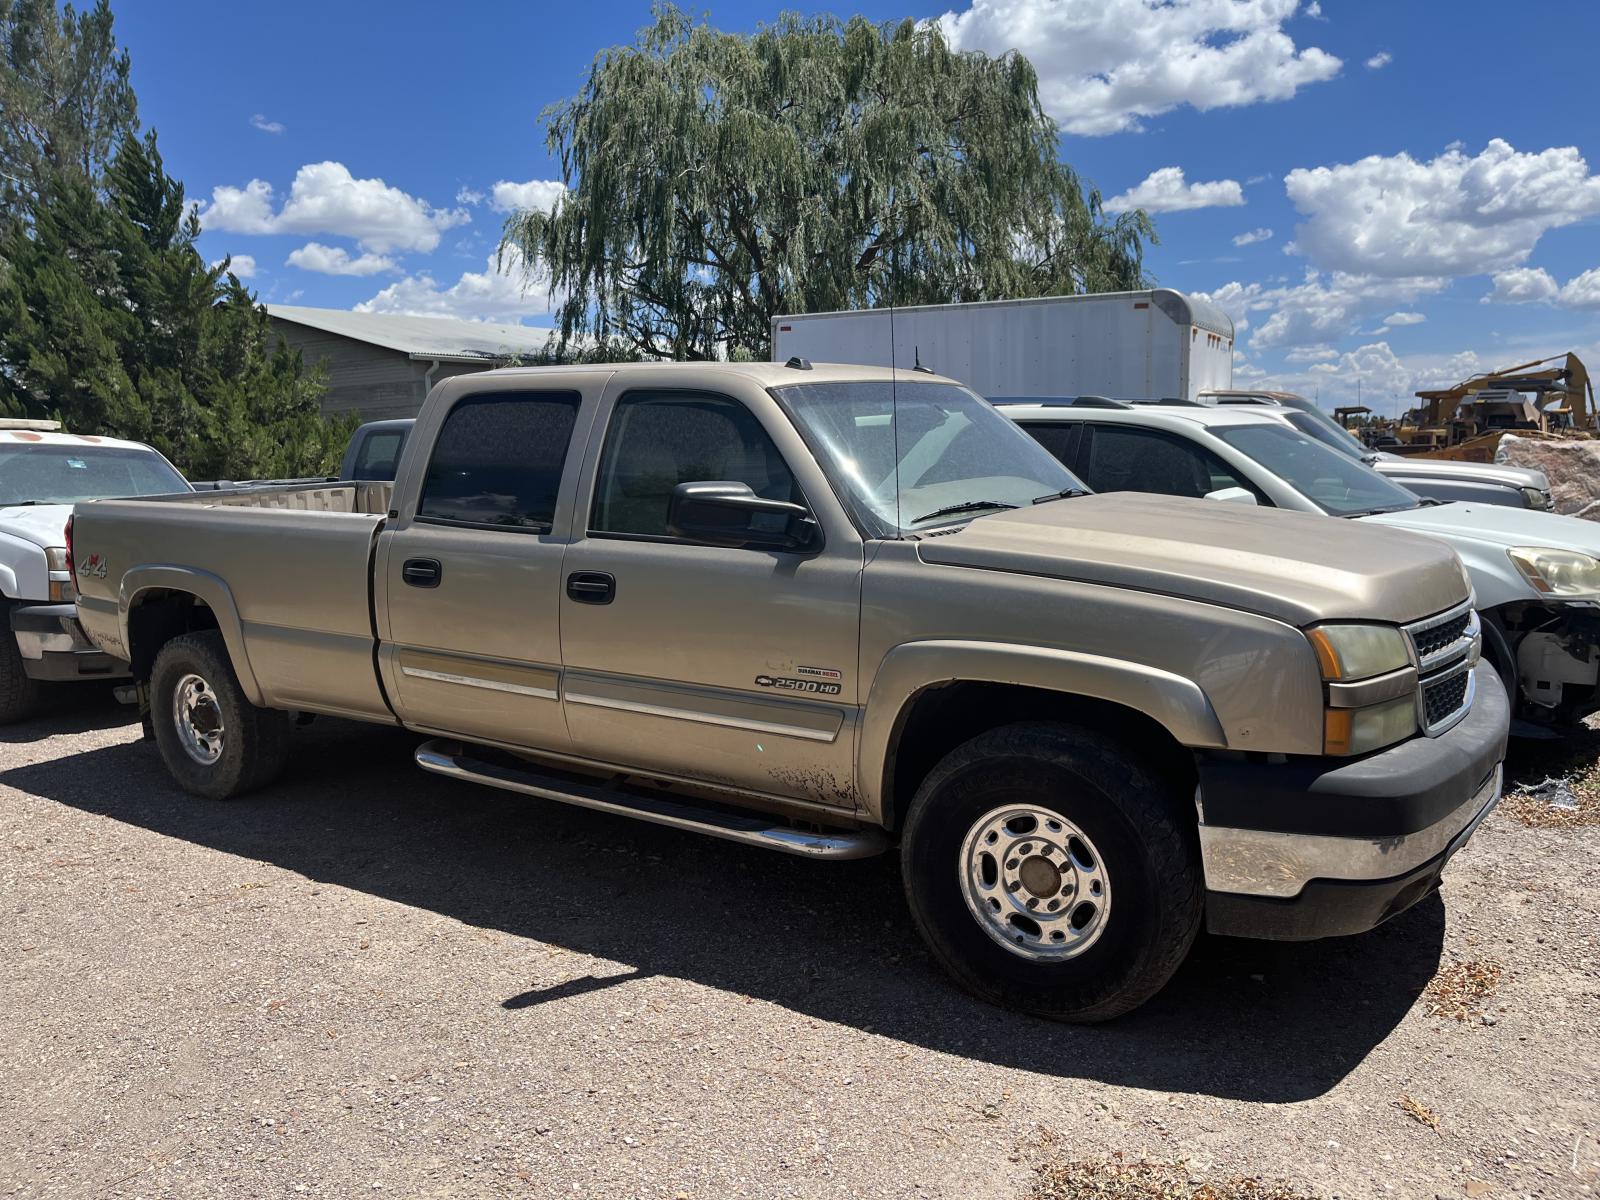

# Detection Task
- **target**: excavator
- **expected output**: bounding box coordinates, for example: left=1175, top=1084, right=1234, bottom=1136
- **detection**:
left=1395, top=352, right=1594, bottom=462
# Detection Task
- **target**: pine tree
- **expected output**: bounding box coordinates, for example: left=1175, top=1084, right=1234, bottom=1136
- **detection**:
left=502, top=4, right=1155, bottom=361
left=0, top=133, right=352, bottom=478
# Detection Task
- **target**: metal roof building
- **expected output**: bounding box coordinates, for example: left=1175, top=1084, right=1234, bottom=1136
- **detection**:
left=266, top=306, right=561, bottom=421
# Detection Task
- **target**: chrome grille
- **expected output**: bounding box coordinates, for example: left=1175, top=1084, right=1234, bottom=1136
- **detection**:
left=1402, top=600, right=1479, bottom=736
left=1411, top=610, right=1471, bottom=663
left=1423, top=665, right=1471, bottom=729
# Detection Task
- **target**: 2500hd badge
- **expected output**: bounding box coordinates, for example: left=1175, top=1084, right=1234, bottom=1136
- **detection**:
left=754, top=674, right=842, bottom=696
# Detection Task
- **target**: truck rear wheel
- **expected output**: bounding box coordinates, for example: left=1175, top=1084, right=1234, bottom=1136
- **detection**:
left=150, top=631, right=289, bottom=799
left=901, top=721, right=1201, bottom=1022
left=0, top=610, right=42, bottom=725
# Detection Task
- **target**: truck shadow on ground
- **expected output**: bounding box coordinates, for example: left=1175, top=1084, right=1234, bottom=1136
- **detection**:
left=0, top=687, right=134, bottom=743
left=4, top=715, right=1454, bottom=1104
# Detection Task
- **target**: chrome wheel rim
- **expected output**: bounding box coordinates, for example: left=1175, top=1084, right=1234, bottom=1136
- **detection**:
left=172, top=672, right=224, bottom=765
left=958, top=804, right=1111, bottom=961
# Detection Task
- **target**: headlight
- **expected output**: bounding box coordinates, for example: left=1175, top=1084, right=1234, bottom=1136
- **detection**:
left=1306, top=622, right=1418, bottom=755
left=1306, top=623, right=1411, bottom=681
left=44, top=546, right=75, bottom=603
left=1507, top=547, right=1600, bottom=599
left=1324, top=695, right=1418, bottom=757
left=1520, top=487, right=1553, bottom=512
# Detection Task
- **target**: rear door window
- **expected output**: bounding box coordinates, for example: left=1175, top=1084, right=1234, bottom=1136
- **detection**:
left=416, top=392, right=581, bottom=532
left=1018, top=422, right=1083, bottom=473
left=1081, top=425, right=1259, bottom=500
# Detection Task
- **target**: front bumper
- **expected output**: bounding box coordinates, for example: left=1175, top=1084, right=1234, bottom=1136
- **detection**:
left=10, top=603, right=127, bottom=682
left=1197, top=661, right=1509, bottom=940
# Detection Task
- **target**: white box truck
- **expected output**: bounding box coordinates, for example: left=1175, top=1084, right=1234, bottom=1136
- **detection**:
left=771, top=289, right=1235, bottom=403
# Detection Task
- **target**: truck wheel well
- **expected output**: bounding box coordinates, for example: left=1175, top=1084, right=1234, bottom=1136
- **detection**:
left=883, top=682, right=1197, bottom=833
left=127, top=590, right=219, bottom=681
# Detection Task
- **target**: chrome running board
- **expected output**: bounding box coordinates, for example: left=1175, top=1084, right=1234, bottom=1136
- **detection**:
left=414, top=738, right=887, bottom=861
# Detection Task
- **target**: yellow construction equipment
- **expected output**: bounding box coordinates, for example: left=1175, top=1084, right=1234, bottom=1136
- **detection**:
left=1397, top=353, right=1594, bottom=462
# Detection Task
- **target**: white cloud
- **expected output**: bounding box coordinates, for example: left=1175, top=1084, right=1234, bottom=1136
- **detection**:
left=937, top=0, right=1341, bottom=136
left=198, top=162, right=470, bottom=255
left=285, top=242, right=399, bottom=277
left=1383, top=311, right=1426, bottom=326
left=250, top=113, right=285, bottom=135
left=455, top=186, right=486, bottom=206
left=1199, top=271, right=1449, bottom=350
left=1484, top=264, right=1600, bottom=310
left=489, top=179, right=566, bottom=214
left=1556, top=267, right=1600, bottom=309
left=211, top=253, right=256, bottom=279
left=1233, top=226, right=1273, bottom=246
left=1284, top=139, right=1600, bottom=278
left=355, top=247, right=556, bottom=323
left=1364, top=51, right=1392, bottom=70
left=1105, top=167, right=1244, bottom=213
left=1483, top=267, right=1559, bottom=305
left=1284, top=345, right=1337, bottom=363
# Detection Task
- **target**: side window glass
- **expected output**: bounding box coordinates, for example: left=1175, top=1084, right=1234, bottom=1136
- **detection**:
left=417, top=391, right=581, bottom=531
left=1084, top=426, right=1251, bottom=500
left=591, top=392, right=800, bottom=538
left=354, top=430, right=405, bottom=481
left=1020, top=422, right=1080, bottom=471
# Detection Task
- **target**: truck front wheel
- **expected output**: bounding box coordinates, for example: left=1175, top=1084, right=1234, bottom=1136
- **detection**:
left=901, top=721, right=1202, bottom=1022
left=0, top=610, right=42, bottom=725
left=150, top=631, right=289, bottom=799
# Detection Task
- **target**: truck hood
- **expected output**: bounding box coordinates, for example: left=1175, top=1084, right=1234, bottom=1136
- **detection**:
left=1363, top=501, right=1600, bottom=555
left=0, top=503, right=73, bottom=548
left=917, top=493, right=1468, bottom=627
left=1374, top=454, right=1549, bottom=490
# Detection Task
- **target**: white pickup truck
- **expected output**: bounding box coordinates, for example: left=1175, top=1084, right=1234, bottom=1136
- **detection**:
left=0, top=420, right=192, bottom=722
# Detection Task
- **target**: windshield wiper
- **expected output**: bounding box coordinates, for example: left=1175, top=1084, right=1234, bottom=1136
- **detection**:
left=1032, top=488, right=1091, bottom=505
left=909, top=499, right=1019, bottom=525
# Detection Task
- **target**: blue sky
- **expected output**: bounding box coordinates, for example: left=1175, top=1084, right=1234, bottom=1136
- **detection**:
left=116, top=0, right=1600, bottom=416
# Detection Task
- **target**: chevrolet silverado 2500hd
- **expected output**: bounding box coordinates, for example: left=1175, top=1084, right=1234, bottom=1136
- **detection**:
left=72, top=363, right=1509, bottom=1020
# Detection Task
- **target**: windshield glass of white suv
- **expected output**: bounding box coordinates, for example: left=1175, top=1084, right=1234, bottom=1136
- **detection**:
left=772, top=380, right=1086, bottom=536
left=1283, top=410, right=1370, bottom=461
left=1213, top=424, right=1420, bottom=517
left=0, top=445, right=188, bottom=505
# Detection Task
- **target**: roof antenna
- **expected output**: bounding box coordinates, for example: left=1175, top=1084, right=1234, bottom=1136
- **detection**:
left=888, top=260, right=901, bottom=535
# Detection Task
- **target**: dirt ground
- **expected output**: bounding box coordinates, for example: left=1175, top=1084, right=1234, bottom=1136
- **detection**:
left=1, top=695, right=1596, bottom=1199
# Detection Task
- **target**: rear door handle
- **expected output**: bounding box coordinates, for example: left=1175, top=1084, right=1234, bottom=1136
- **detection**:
left=402, top=558, right=441, bottom=588
left=566, top=571, right=615, bottom=604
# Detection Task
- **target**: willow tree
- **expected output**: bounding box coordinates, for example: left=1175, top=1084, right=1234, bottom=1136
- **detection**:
left=502, top=5, right=1154, bottom=361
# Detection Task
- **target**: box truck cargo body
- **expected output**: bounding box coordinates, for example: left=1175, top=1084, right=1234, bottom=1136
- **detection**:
left=771, top=289, right=1234, bottom=403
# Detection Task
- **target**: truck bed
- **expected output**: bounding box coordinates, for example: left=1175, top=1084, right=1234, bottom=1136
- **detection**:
left=72, top=483, right=394, bottom=722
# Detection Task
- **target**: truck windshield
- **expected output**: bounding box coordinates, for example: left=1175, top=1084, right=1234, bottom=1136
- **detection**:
left=1213, top=424, right=1421, bottom=517
left=0, top=445, right=189, bottom=506
left=771, top=380, right=1086, bottom=536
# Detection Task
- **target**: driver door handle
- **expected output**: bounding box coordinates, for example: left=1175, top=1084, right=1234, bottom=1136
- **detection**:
left=566, top=571, right=615, bottom=605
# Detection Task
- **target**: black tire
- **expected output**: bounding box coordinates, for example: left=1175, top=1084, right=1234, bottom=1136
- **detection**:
left=149, top=630, right=289, bottom=799
left=901, top=721, right=1202, bottom=1022
left=0, top=608, right=42, bottom=725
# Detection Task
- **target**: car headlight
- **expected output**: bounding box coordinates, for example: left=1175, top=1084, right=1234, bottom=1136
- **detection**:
left=1520, top=487, right=1554, bottom=512
left=1306, top=623, right=1418, bottom=755
left=1507, top=547, right=1600, bottom=599
left=1306, top=623, right=1411, bottom=681
left=44, top=546, right=75, bottom=603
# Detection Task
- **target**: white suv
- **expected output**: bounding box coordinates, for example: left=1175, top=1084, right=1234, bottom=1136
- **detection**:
left=0, top=421, right=191, bottom=722
left=999, top=397, right=1600, bottom=734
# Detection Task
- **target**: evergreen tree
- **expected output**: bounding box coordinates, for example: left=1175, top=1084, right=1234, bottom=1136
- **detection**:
left=502, top=4, right=1155, bottom=361
left=0, top=133, right=352, bottom=479
left=0, top=0, right=138, bottom=216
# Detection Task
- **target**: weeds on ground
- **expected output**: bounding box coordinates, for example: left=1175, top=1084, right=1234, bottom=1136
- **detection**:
left=1424, top=959, right=1504, bottom=1022
left=1501, top=781, right=1600, bottom=828
left=1397, top=1094, right=1440, bottom=1131
left=1028, top=1157, right=1314, bottom=1200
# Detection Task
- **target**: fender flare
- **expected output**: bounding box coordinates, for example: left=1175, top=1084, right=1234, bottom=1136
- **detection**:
left=856, top=639, right=1227, bottom=825
left=118, top=565, right=263, bottom=705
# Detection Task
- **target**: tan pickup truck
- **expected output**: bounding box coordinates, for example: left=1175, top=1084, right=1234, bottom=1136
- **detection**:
left=71, top=362, right=1509, bottom=1020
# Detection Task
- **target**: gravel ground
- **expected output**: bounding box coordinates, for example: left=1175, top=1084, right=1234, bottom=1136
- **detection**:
left=1, top=696, right=1596, bottom=1200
